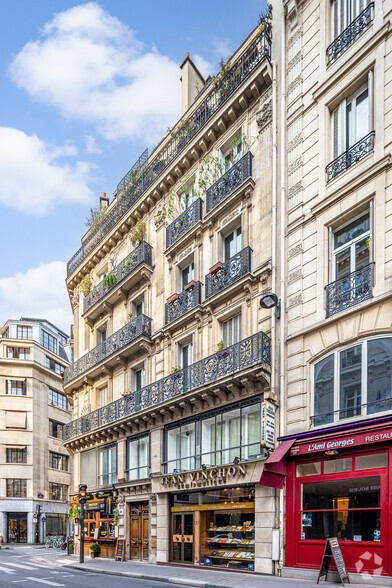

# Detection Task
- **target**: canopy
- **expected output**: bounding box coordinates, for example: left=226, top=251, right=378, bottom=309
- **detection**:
left=259, top=438, right=296, bottom=488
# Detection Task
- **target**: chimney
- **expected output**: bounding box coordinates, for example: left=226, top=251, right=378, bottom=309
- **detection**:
left=180, top=53, right=205, bottom=115
left=100, top=192, right=109, bottom=210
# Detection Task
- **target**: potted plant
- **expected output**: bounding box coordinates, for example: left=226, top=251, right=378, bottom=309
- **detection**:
left=113, top=508, right=119, bottom=526
left=216, top=341, right=230, bottom=357
left=121, top=390, right=133, bottom=398
left=209, top=262, right=223, bottom=274
left=171, top=366, right=182, bottom=377
left=184, top=280, right=196, bottom=292
left=68, top=541, right=74, bottom=553
left=166, top=293, right=179, bottom=304
left=89, top=543, right=101, bottom=558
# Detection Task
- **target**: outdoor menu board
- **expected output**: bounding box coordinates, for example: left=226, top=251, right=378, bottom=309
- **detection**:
left=115, top=539, right=125, bottom=561
left=317, top=538, right=350, bottom=586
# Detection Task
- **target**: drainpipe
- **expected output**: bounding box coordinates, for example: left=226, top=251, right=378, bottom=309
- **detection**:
left=278, top=4, right=287, bottom=576
left=271, top=60, right=277, bottom=401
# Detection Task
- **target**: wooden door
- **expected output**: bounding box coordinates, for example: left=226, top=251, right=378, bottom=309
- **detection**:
left=130, top=503, right=149, bottom=561
left=171, top=513, right=194, bottom=563
left=142, top=504, right=149, bottom=561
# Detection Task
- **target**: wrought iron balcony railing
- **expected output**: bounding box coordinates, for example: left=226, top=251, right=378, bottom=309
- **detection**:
left=205, top=247, right=251, bottom=300
left=83, top=241, right=153, bottom=314
left=166, top=199, right=203, bottom=249
left=63, top=314, right=152, bottom=385
left=67, top=11, right=272, bottom=276
left=325, top=262, right=374, bottom=318
left=327, top=4, right=374, bottom=64
left=326, top=132, right=374, bottom=182
left=165, top=281, right=202, bottom=325
left=311, top=396, right=392, bottom=428
left=63, top=330, right=271, bottom=440
left=206, top=152, right=252, bottom=213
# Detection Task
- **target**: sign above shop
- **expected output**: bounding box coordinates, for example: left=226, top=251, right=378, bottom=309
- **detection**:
left=160, top=464, right=247, bottom=490
left=290, top=425, right=392, bottom=456
left=261, top=401, right=275, bottom=449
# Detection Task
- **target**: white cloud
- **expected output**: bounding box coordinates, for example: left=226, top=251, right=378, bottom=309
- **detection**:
left=85, top=134, right=101, bottom=154
left=9, top=2, right=181, bottom=143
left=0, top=127, right=95, bottom=215
left=193, top=54, right=215, bottom=79
left=212, top=36, right=233, bottom=60
left=0, top=262, right=72, bottom=334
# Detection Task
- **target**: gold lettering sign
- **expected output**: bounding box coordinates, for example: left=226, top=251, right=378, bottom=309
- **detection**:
left=160, top=464, right=247, bottom=489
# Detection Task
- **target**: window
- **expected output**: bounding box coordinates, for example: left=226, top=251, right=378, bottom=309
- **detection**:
left=165, top=399, right=261, bottom=473
left=80, top=448, right=97, bottom=487
left=127, top=434, right=150, bottom=480
left=46, top=514, right=66, bottom=536
left=6, top=448, right=27, bottom=464
left=331, top=212, right=371, bottom=282
left=6, top=380, right=26, bottom=396
left=17, top=326, right=32, bottom=340
left=312, top=337, right=392, bottom=426
left=131, top=367, right=144, bottom=392
left=98, top=444, right=117, bottom=485
left=220, top=133, right=243, bottom=172
left=179, top=184, right=195, bottom=212
left=99, top=386, right=108, bottom=407
left=222, top=315, right=241, bottom=347
left=224, top=225, right=242, bottom=261
left=181, top=262, right=194, bottom=290
left=97, top=324, right=107, bottom=345
left=133, top=300, right=144, bottom=317
left=179, top=340, right=193, bottom=369
left=41, top=330, right=57, bottom=353
left=49, top=482, right=68, bottom=501
left=49, top=420, right=63, bottom=439
left=330, top=0, right=372, bottom=41
left=7, top=479, right=27, bottom=497
left=46, top=357, right=65, bottom=374
left=7, top=347, right=30, bottom=360
left=49, top=389, right=68, bottom=410
left=49, top=451, right=69, bottom=471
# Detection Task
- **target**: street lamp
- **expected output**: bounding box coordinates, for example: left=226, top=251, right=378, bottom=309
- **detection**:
left=260, top=292, right=280, bottom=318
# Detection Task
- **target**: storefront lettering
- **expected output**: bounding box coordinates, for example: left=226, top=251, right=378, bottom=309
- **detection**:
left=307, top=438, right=355, bottom=452
left=160, top=464, right=247, bottom=489
left=291, top=426, right=392, bottom=456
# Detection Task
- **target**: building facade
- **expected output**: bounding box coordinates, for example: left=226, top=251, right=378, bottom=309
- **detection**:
left=269, top=0, right=392, bottom=582
left=0, top=318, right=72, bottom=544
left=63, top=10, right=281, bottom=574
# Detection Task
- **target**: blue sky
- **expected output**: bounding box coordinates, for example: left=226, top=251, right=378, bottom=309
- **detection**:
left=0, top=0, right=267, bottom=332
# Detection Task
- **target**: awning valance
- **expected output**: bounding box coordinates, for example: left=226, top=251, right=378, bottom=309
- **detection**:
left=259, top=438, right=296, bottom=489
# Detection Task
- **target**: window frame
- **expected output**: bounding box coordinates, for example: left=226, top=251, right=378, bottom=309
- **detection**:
left=222, top=314, right=242, bottom=348
left=126, top=433, right=150, bottom=481
left=6, top=447, right=27, bottom=464
left=41, top=330, right=57, bottom=354
left=49, top=451, right=69, bottom=471
left=16, top=325, right=32, bottom=340
left=49, top=420, right=64, bottom=439
left=48, top=388, right=68, bottom=411
left=98, top=443, right=117, bottom=486
left=7, top=347, right=30, bottom=360
left=49, top=482, right=68, bottom=501
left=6, top=479, right=27, bottom=498
left=6, top=380, right=27, bottom=396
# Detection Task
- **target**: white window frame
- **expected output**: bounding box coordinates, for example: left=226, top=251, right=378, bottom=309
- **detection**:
left=222, top=224, right=242, bottom=262
left=219, top=128, right=243, bottom=173
left=331, top=0, right=371, bottom=41
left=131, top=366, right=145, bottom=392
left=179, top=260, right=195, bottom=291
left=178, top=339, right=193, bottom=369
left=222, top=314, right=242, bottom=348
left=179, top=184, right=195, bottom=212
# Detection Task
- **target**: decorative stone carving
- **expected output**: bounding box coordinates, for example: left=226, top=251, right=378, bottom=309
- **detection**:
left=256, top=100, right=272, bottom=131
left=154, top=206, right=165, bottom=229
left=288, top=293, right=302, bottom=308
left=288, top=268, right=303, bottom=283
left=288, top=180, right=303, bottom=198
left=288, top=243, right=303, bottom=259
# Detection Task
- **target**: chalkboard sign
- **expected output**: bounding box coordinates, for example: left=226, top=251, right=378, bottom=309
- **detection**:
left=317, top=538, right=350, bottom=586
left=115, top=539, right=125, bottom=561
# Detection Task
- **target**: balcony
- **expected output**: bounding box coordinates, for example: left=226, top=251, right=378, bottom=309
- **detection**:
left=83, top=241, right=153, bottom=318
left=311, top=396, right=392, bottom=428
left=327, top=4, right=374, bottom=65
left=165, top=281, right=202, bottom=325
left=205, top=247, right=251, bottom=300
left=326, top=132, right=374, bottom=182
left=63, top=330, right=271, bottom=441
left=206, top=152, right=252, bottom=214
left=67, top=14, right=271, bottom=277
left=166, top=199, right=203, bottom=249
left=63, top=314, right=152, bottom=386
left=325, top=263, right=374, bottom=318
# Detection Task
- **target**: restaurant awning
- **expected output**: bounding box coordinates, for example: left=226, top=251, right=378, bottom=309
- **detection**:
left=259, top=438, right=296, bottom=489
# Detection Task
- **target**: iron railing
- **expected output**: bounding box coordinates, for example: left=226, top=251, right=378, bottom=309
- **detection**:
left=63, top=314, right=152, bottom=384
left=327, top=4, right=374, bottom=64
left=326, top=132, right=374, bottom=182
left=311, top=396, right=392, bottom=428
left=206, top=152, right=252, bottom=213
left=166, top=199, right=203, bottom=249
left=205, top=247, right=251, bottom=300
left=83, top=241, right=153, bottom=314
left=67, top=13, right=271, bottom=276
left=165, top=281, right=202, bottom=325
left=63, top=330, right=271, bottom=440
left=326, top=262, right=374, bottom=318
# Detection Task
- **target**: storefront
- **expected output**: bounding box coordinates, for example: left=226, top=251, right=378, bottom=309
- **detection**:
left=71, top=491, right=117, bottom=558
left=280, top=416, right=392, bottom=578
left=7, top=513, right=27, bottom=543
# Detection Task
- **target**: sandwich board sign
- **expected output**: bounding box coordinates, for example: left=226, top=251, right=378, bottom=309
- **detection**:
left=317, top=537, right=350, bottom=586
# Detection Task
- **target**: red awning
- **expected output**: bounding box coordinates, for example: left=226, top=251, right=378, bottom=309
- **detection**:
left=259, top=438, right=296, bottom=489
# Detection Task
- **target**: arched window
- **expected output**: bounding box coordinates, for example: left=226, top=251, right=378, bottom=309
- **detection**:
left=312, top=337, right=392, bottom=426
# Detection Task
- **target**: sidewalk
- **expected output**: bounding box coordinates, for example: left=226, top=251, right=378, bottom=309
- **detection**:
left=64, top=555, right=383, bottom=587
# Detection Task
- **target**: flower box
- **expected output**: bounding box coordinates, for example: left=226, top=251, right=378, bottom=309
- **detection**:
left=209, top=262, right=223, bottom=275
left=184, top=280, right=196, bottom=292
left=166, top=293, right=179, bottom=304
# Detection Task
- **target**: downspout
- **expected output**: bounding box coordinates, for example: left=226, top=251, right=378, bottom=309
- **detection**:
left=278, top=4, right=287, bottom=575
left=271, top=60, right=277, bottom=400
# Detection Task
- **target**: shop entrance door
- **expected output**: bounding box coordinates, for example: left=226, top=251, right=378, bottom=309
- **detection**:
left=7, top=513, right=27, bottom=543
left=130, top=503, right=149, bottom=561
left=171, top=513, right=194, bottom=563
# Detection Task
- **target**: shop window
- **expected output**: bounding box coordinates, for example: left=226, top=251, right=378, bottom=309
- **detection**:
left=46, top=514, right=66, bottom=536
left=312, top=336, right=392, bottom=426
left=80, top=448, right=98, bottom=487
left=296, top=462, right=321, bottom=477
left=126, top=434, right=150, bottom=480
left=98, top=444, right=117, bottom=485
left=165, top=399, right=261, bottom=473
left=355, top=452, right=388, bottom=470
left=301, top=476, right=381, bottom=541
left=323, top=457, right=352, bottom=474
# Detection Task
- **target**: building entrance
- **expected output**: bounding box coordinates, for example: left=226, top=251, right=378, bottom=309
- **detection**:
left=171, top=513, right=194, bottom=563
left=130, top=503, right=149, bottom=561
left=7, top=513, right=27, bottom=543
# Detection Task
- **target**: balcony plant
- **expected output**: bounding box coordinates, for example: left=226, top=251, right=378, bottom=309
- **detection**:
left=81, top=275, right=93, bottom=297
left=171, top=366, right=182, bottom=379
left=85, top=205, right=107, bottom=231
left=130, top=219, right=146, bottom=247
left=216, top=341, right=229, bottom=357
left=89, top=542, right=101, bottom=558
left=121, top=390, right=133, bottom=398
left=103, top=273, right=117, bottom=290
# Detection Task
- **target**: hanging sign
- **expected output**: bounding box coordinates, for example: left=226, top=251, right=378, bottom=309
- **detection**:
left=261, top=401, right=276, bottom=449
left=317, top=538, right=349, bottom=586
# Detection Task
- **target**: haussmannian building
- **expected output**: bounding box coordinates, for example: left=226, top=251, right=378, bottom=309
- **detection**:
left=62, top=9, right=281, bottom=574
left=0, top=318, right=72, bottom=544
